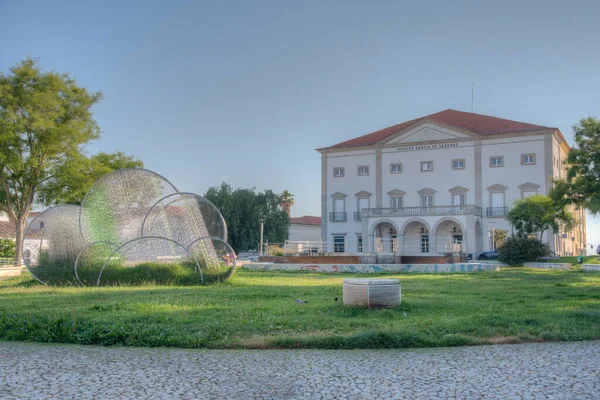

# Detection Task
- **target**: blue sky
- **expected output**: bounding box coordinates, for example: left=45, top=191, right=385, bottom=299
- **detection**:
left=1, top=0, right=599, bottom=249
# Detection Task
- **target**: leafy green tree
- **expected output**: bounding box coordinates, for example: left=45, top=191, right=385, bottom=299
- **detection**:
left=506, top=195, right=574, bottom=241
left=204, top=183, right=290, bottom=252
left=550, top=117, right=600, bottom=213
left=0, top=58, right=101, bottom=265
left=0, top=239, right=15, bottom=259
left=38, top=151, right=143, bottom=205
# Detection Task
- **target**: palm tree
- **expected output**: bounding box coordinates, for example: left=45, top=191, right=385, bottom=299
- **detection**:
left=281, top=190, right=294, bottom=217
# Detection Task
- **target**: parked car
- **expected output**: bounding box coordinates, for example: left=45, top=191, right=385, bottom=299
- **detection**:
left=477, top=251, right=499, bottom=260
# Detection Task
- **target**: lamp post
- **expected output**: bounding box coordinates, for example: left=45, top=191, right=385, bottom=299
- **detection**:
left=259, top=218, right=266, bottom=256
left=489, top=222, right=496, bottom=251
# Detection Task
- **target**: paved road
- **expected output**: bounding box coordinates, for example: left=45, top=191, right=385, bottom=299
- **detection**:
left=0, top=341, right=598, bottom=399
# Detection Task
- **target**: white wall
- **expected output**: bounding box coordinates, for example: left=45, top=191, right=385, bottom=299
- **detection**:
left=289, top=224, right=321, bottom=242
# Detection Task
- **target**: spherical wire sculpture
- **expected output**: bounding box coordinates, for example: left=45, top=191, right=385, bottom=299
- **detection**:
left=20, top=168, right=235, bottom=286
left=96, top=236, right=203, bottom=286
left=23, top=205, right=86, bottom=284
left=142, top=192, right=228, bottom=246
left=79, top=168, right=178, bottom=246
left=187, top=236, right=236, bottom=283
left=74, top=241, right=119, bottom=286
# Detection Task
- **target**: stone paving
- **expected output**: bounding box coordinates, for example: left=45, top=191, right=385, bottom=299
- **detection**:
left=0, top=341, right=598, bottom=399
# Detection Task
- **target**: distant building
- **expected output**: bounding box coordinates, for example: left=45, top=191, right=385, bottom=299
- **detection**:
left=317, top=109, right=586, bottom=256
left=289, top=216, right=321, bottom=242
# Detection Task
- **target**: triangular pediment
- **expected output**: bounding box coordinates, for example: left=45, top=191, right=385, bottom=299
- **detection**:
left=387, top=189, right=406, bottom=196
left=330, top=192, right=347, bottom=199
left=518, top=182, right=540, bottom=190
left=355, top=190, right=372, bottom=198
left=449, top=186, right=469, bottom=193
left=487, top=184, right=508, bottom=191
left=418, top=187, right=437, bottom=195
left=383, top=121, right=474, bottom=145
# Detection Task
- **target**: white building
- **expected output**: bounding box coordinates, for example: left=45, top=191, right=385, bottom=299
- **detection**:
left=289, top=216, right=321, bottom=242
left=317, top=109, right=586, bottom=257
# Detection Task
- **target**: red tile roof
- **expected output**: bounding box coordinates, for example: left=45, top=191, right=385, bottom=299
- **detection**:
left=320, top=109, right=556, bottom=150
left=290, top=215, right=321, bottom=226
left=0, top=221, right=16, bottom=239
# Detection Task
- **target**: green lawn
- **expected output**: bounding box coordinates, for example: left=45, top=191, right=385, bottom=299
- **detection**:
left=561, top=255, right=600, bottom=265
left=0, top=268, right=599, bottom=349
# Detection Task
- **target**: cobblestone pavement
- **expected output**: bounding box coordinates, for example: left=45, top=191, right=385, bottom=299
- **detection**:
left=1, top=341, right=598, bottom=399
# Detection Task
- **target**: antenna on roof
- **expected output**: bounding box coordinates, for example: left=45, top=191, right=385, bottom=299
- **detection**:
left=471, top=82, right=474, bottom=113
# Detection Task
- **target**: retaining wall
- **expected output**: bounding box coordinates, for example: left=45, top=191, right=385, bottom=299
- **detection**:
left=523, top=262, right=571, bottom=270
left=582, top=264, right=600, bottom=272
left=244, top=263, right=499, bottom=273
left=0, top=266, right=22, bottom=279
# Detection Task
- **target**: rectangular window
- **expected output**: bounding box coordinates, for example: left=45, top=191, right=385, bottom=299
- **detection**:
left=390, top=196, right=403, bottom=208
left=491, top=192, right=504, bottom=208
left=358, top=198, right=369, bottom=211
left=390, top=163, right=402, bottom=173
left=333, top=235, right=346, bottom=253
left=521, top=154, right=536, bottom=165
left=523, top=191, right=536, bottom=198
left=452, top=159, right=465, bottom=170
left=421, top=161, right=433, bottom=172
left=453, top=194, right=465, bottom=206
left=334, top=199, right=344, bottom=213
left=333, top=167, right=344, bottom=177
left=357, top=165, right=370, bottom=176
left=39, top=221, right=45, bottom=229
left=357, top=235, right=363, bottom=252
left=421, top=235, right=430, bottom=253
left=420, top=195, right=433, bottom=207
left=490, top=156, right=504, bottom=167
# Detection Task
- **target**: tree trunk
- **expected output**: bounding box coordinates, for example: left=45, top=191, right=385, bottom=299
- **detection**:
left=13, top=219, right=25, bottom=267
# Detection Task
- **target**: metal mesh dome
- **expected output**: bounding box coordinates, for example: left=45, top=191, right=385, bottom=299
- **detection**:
left=23, top=205, right=85, bottom=284
left=97, top=236, right=203, bottom=285
left=142, top=192, right=227, bottom=247
left=79, top=168, right=178, bottom=246
left=74, top=241, right=119, bottom=286
left=188, top=236, right=236, bottom=283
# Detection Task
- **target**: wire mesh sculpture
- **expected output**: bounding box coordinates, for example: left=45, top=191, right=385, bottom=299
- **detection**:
left=22, top=168, right=234, bottom=286
left=23, top=205, right=86, bottom=284
left=142, top=192, right=227, bottom=246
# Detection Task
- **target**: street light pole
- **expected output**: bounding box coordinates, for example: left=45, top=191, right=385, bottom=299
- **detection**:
left=259, top=218, right=266, bottom=256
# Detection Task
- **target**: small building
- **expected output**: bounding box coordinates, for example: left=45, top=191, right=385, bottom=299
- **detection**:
left=317, top=109, right=586, bottom=257
left=289, top=215, right=321, bottom=242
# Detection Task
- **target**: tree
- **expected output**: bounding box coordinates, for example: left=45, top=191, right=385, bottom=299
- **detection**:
left=493, top=229, right=508, bottom=250
left=0, top=58, right=102, bottom=266
left=280, top=190, right=294, bottom=217
left=0, top=238, right=15, bottom=259
left=498, top=236, right=551, bottom=266
left=204, top=183, right=290, bottom=252
left=550, top=117, right=600, bottom=213
left=506, top=195, right=574, bottom=241
left=37, top=151, right=143, bottom=205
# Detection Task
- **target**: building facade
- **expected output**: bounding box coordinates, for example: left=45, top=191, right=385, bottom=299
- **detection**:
left=289, top=216, right=321, bottom=242
left=317, top=109, right=586, bottom=257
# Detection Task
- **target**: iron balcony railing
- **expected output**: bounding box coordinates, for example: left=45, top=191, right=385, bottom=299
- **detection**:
left=354, top=211, right=362, bottom=221
left=329, top=212, right=347, bottom=222
left=364, top=205, right=483, bottom=218
left=486, top=207, right=508, bottom=217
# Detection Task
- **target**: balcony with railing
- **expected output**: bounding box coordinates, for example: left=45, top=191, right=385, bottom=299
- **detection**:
left=486, top=207, right=508, bottom=217
left=329, top=212, right=347, bottom=222
left=363, top=205, right=483, bottom=218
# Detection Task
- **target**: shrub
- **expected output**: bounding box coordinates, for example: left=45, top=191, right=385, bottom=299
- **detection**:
left=498, top=236, right=551, bottom=266
left=0, top=239, right=15, bottom=259
left=268, top=245, right=284, bottom=256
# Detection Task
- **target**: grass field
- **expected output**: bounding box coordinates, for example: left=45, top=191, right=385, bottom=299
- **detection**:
left=0, top=268, right=599, bottom=349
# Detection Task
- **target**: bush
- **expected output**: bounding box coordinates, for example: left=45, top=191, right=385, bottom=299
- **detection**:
left=268, top=245, right=284, bottom=256
left=0, top=239, right=15, bottom=259
left=498, top=236, right=551, bottom=266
